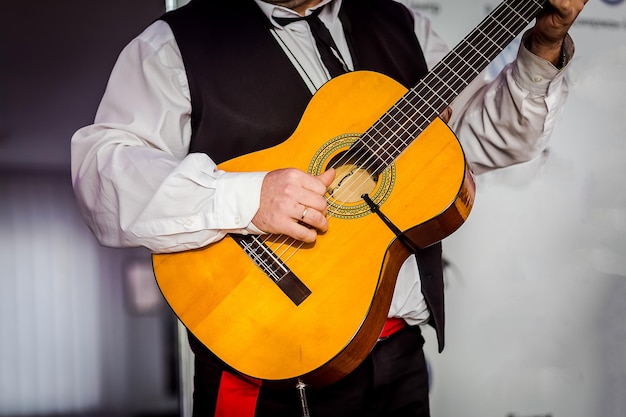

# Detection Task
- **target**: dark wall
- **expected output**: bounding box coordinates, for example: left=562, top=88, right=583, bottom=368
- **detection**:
left=1, top=0, right=166, bottom=172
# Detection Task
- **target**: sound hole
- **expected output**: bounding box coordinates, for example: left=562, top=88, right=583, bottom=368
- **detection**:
left=309, top=133, right=394, bottom=220
left=327, top=151, right=378, bottom=203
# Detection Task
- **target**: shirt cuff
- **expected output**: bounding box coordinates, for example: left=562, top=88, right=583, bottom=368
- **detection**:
left=513, top=31, right=575, bottom=95
left=214, top=171, right=267, bottom=232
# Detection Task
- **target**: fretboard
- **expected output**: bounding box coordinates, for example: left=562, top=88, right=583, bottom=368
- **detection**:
left=357, top=0, right=549, bottom=172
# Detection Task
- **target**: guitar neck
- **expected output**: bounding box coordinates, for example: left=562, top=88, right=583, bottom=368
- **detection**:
left=360, top=0, right=549, bottom=171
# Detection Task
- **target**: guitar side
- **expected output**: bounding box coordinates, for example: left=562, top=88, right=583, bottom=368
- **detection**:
left=153, top=71, right=474, bottom=386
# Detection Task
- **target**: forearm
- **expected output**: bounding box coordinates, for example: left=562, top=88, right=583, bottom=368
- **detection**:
left=71, top=126, right=265, bottom=252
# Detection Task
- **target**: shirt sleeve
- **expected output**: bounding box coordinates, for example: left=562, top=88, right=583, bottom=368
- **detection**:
left=449, top=31, right=574, bottom=174
left=71, top=21, right=266, bottom=253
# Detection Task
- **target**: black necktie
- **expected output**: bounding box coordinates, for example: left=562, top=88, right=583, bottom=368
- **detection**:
left=274, top=7, right=347, bottom=78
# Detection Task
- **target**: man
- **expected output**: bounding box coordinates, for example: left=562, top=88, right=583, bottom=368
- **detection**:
left=71, top=0, right=587, bottom=415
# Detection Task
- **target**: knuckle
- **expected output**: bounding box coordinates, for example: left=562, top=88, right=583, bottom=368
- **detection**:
left=312, top=210, right=325, bottom=225
left=286, top=168, right=302, bottom=180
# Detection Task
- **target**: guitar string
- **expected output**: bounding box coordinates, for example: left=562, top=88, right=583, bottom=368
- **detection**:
left=291, top=0, right=529, bottom=195
left=239, top=236, right=289, bottom=282
left=269, top=0, right=545, bottom=266
left=372, top=0, right=540, bottom=180
left=316, top=0, right=544, bottom=208
left=258, top=0, right=546, bottom=267
left=351, top=0, right=544, bottom=174
left=261, top=0, right=544, bottom=266
left=296, top=0, right=542, bottom=232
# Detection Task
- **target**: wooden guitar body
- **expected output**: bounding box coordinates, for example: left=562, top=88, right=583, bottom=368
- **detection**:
left=153, top=70, right=475, bottom=386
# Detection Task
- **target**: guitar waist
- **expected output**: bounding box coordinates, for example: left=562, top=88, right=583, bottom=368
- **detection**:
left=378, top=317, right=407, bottom=340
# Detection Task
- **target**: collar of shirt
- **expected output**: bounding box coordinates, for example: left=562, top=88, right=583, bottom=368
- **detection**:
left=254, top=0, right=341, bottom=28
left=252, top=0, right=352, bottom=92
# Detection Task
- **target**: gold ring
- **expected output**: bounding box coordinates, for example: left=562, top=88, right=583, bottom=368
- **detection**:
left=301, top=208, right=308, bottom=220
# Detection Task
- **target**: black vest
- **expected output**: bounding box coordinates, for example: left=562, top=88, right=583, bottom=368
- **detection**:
left=162, top=0, right=445, bottom=353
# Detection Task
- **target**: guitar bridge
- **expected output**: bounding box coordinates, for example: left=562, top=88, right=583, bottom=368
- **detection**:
left=230, top=234, right=312, bottom=305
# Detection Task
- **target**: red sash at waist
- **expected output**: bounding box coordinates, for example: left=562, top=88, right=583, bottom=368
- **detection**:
left=379, top=317, right=407, bottom=339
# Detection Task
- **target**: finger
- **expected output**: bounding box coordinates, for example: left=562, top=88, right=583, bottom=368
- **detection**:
left=301, top=168, right=336, bottom=195
left=285, top=220, right=319, bottom=243
left=295, top=169, right=335, bottom=215
left=253, top=168, right=333, bottom=241
left=299, top=206, right=309, bottom=221
left=299, top=205, right=329, bottom=233
left=439, top=106, right=453, bottom=123
left=298, top=191, right=329, bottom=217
left=318, top=168, right=336, bottom=188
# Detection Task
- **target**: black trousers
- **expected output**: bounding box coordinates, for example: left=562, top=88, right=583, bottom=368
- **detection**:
left=191, top=325, right=430, bottom=417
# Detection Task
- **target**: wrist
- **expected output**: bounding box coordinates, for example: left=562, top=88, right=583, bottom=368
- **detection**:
left=525, top=31, right=567, bottom=69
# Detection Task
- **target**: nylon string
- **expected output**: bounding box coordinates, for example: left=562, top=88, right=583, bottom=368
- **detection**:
left=253, top=0, right=547, bottom=276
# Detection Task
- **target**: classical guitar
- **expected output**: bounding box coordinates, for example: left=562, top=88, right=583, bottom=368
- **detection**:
left=153, top=0, right=549, bottom=387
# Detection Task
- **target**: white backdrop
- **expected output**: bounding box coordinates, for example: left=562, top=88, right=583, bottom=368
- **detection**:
left=407, top=1, right=626, bottom=416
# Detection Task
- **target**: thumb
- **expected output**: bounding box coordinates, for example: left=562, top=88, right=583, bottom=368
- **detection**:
left=318, top=168, right=336, bottom=188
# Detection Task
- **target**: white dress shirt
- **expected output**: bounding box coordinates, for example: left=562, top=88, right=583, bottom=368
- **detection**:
left=71, top=0, right=573, bottom=326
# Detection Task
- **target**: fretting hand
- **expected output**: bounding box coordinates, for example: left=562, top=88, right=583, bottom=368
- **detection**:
left=528, top=0, right=588, bottom=66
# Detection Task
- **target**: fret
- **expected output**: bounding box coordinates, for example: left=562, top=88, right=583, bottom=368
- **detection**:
left=476, top=26, right=507, bottom=54
left=357, top=0, right=548, bottom=167
left=491, top=19, right=517, bottom=39
left=505, top=0, right=531, bottom=22
left=439, top=59, right=476, bottom=89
